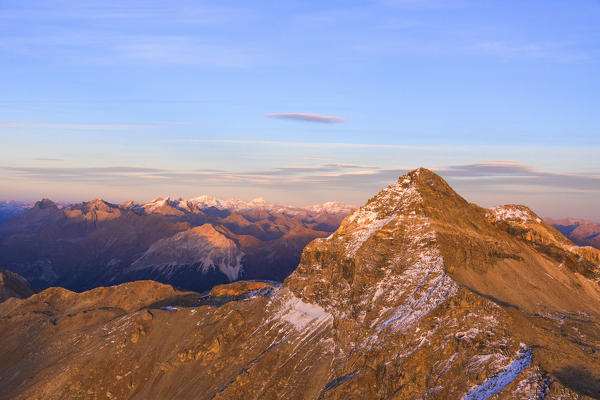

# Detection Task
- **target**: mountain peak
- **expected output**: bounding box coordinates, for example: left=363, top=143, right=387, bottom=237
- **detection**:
left=249, top=197, right=267, bottom=205
left=33, top=198, right=57, bottom=210
left=85, top=198, right=113, bottom=208
left=400, top=167, right=445, bottom=184
left=3, top=171, right=600, bottom=398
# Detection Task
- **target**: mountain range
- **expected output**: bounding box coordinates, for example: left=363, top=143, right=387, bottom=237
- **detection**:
left=0, top=201, right=31, bottom=224
left=0, top=196, right=354, bottom=292
left=545, top=217, right=600, bottom=251
left=1, top=169, right=599, bottom=399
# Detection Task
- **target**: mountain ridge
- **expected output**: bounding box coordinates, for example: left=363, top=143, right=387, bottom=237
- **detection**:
left=0, top=195, right=354, bottom=292
left=0, top=168, right=598, bottom=399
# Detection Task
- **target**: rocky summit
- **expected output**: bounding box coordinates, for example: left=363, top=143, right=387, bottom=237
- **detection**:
left=1, top=168, right=599, bottom=399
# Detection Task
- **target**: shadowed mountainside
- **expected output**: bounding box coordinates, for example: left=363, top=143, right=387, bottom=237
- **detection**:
left=0, top=268, right=35, bottom=302
left=0, top=201, right=30, bottom=224
left=0, top=198, right=352, bottom=293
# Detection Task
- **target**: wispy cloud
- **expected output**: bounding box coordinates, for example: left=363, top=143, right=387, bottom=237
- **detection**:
left=0, top=32, right=256, bottom=67
left=441, top=160, right=539, bottom=176
left=0, top=121, right=164, bottom=131
left=470, top=41, right=588, bottom=62
left=115, top=37, right=254, bottom=67
left=437, top=161, right=600, bottom=193
left=33, top=158, right=64, bottom=162
left=3, top=161, right=599, bottom=194
left=264, top=113, right=346, bottom=124
left=3, top=161, right=599, bottom=219
left=380, top=0, right=470, bottom=9
left=174, top=138, right=593, bottom=152
left=0, top=2, right=245, bottom=25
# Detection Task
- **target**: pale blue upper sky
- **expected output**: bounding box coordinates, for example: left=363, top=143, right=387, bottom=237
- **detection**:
left=1, top=0, right=599, bottom=219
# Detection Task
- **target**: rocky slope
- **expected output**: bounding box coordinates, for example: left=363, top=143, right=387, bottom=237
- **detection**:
left=0, top=197, right=352, bottom=292
left=126, top=224, right=245, bottom=286
left=0, top=268, right=35, bottom=302
left=546, top=217, right=600, bottom=251
left=0, top=169, right=599, bottom=399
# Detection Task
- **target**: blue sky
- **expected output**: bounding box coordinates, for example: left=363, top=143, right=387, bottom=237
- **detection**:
left=1, top=0, right=599, bottom=219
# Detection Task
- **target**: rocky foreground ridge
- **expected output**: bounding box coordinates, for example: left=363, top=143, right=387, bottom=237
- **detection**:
left=1, top=168, right=599, bottom=399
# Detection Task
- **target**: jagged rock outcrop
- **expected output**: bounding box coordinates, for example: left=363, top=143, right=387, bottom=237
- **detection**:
left=1, top=169, right=599, bottom=399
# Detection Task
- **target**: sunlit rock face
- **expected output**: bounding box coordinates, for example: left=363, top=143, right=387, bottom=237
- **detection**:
left=1, top=169, right=599, bottom=399
left=128, top=224, right=246, bottom=282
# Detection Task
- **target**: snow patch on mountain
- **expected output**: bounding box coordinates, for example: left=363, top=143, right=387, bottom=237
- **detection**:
left=276, top=290, right=333, bottom=333
left=489, top=205, right=541, bottom=224
left=463, top=345, right=533, bottom=400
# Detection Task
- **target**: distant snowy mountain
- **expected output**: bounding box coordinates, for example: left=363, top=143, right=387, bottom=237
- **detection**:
left=137, top=195, right=355, bottom=216
left=0, top=201, right=31, bottom=224
left=0, top=195, right=355, bottom=292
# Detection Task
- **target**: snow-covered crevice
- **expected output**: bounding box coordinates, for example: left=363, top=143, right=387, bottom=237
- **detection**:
left=377, top=272, right=457, bottom=335
left=462, top=346, right=533, bottom=400
left=274, top=290, right=333, bottom=335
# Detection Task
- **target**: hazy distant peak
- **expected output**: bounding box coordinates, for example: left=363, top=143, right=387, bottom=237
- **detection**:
left=306, top=201, right=356, bottom=214
left=140, top=195, right=354, bottom=216
left=33, top=198, right=57, bottom=209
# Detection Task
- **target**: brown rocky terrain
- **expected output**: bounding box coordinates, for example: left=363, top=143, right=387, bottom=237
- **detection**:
left=209, top=280, right=273, bottom=297
left=0, top=169, right=599, bottom=399
left=0, top=197, right=351, bottom=292
left=546, top=217, right=600, bottom=251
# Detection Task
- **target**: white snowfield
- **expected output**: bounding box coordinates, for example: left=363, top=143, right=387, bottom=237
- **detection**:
left=273, top=289, right=333, bottom=339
